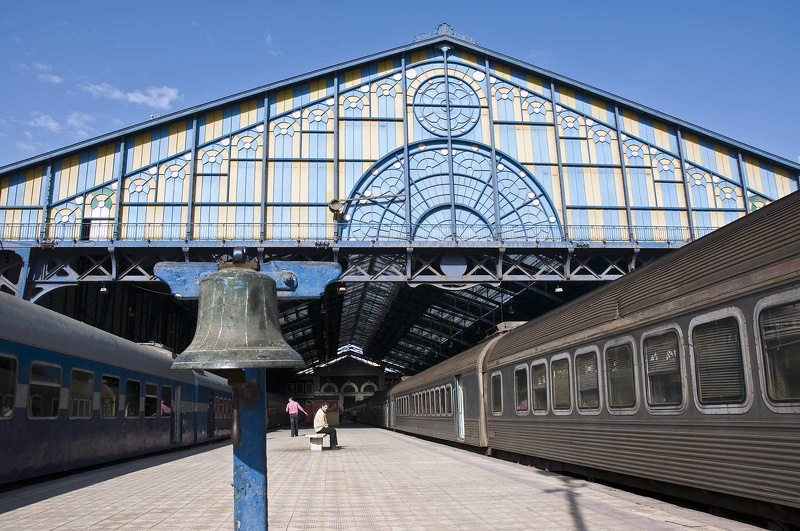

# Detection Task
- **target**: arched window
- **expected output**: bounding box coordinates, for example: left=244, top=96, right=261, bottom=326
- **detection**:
left=320, top=382, right=338, bottom=394
left=341, top=382, right=358, bottom=394
left=361, top=382, right=378, bottom=393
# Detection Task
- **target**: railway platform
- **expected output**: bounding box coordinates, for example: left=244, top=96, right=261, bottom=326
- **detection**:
left=0, top=424, right=758, bottom=530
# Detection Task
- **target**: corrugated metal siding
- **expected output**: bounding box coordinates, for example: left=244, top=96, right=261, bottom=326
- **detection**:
left=485, top=418, right=800, bottom=508
left=490, top=191, right=800, bottom=363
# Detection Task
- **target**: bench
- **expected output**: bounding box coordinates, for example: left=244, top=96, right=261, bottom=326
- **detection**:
left=304, top=433, right=329, bottom=451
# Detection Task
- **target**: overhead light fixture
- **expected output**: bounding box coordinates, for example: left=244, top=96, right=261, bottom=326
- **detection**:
left=337, top=285, right=346, bottom=295
left=554, top=284, right=563, bottom=293
left=99, top=283, right=108, bottom=295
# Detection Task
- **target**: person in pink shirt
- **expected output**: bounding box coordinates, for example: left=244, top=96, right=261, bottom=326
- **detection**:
left=285, top=397, right=308, bottom=437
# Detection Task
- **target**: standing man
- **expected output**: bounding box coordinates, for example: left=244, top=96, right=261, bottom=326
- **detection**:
left=313, top=403, right=339, bottom=449
left=285, top=397, right=308, bottom=437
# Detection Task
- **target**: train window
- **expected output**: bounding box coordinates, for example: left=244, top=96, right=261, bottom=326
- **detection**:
left=434, top=388, right=440, bottom=415
left=575, top=350, right=601, bottom=412
left=125, top=380, right=140, bottom=418
left=144, top=383, right=158, bottom=417
left=445, top=384, right=452, bottom=415
left=427, top=390, right=433, bottom=415
left=0, top=355, right=17, bottom=419
left=551, top=356, right=572, bottom=413
left=605, top=343, right=636, bottom=409
left=101, top=375, right=120, bottom=418
left=439, top=387, right=445, bottom=415
left=490, top=372, right=502, bottom=415
left=68, top=369, right=94, bottom=419
left=531, top=361, right=548, bottom=414
left=643, top=330, right=683, bottom=407
left=514, top=365, right=529, bottom=414
left=759, top=301, right=800, bottom=403
left=28, top=362, right=61, bottom=418
left=692, top=317, right=746, bottom=406
left=161, top=386, right=172, bottom=417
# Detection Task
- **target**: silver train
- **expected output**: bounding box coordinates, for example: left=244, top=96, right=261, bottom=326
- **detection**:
left=356, top=191, right=800, bottom=526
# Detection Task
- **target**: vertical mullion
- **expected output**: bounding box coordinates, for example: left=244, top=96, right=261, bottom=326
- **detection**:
left=736, top=150, right=750, bottom=214
left=185, top=115, right=199, bottom=242
left=260, top=92, right=269, bottom=241
left=442, top=46, right=456, bottom=240
left=483, top=56, right=501, bottom=240
left=548, top=80, right=568, bottom=240
left=112, top=139, right=127, bottom=241
left=401, top=55, right=412, bottom=241
left=676, top=127, right=695, bottom=239
left=39, top=161, right=54, bottom=242
left=613, top=106, right=633, bottom=241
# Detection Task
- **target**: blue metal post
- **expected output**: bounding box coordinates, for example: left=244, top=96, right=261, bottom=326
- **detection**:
left=233, top=368, right=268, bottom=530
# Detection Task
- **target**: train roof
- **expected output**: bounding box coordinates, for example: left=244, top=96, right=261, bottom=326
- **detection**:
left=391, top=334, right=503, bottom=395
left=0, top=293, right=219, bottom=385
left=489, top=190, right=800, bottom=364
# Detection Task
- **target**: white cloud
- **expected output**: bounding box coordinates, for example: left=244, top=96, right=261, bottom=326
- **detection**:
left=15, top=140, right=38, bottom=152
left=37, top=73, right=64, bottom=84
left=27, top=112, right=61, bottom=133
left=66, top=112, right=96, bottom=138
left=264, top=31, right=281, bottom=56
left=32, top=62, right=52, bottom=71
left=80, top=82, right=181, bottom=110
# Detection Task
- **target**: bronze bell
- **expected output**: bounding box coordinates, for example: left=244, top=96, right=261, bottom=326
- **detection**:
left=172, top=267, right=304, bottom=370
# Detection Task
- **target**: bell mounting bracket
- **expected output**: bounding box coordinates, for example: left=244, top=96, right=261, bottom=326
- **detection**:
left=154, top=255, right=341, bottom=300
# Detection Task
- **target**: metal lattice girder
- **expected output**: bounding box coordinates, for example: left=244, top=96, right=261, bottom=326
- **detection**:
left=337, top=246, right=670, bottom=284
left=0, top=250, right=24, bottom=296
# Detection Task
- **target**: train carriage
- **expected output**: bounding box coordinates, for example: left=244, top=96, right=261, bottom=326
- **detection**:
left=483, top=190, right=800, bottom=520
left=372, top=190, right=800, bottom=525
left=390, top=330, right=517, bottom=447
left=0, top=293, right=234, bottom=485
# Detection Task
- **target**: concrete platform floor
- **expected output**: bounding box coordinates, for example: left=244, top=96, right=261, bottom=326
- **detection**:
left=0, top=424, right=758, bottom=530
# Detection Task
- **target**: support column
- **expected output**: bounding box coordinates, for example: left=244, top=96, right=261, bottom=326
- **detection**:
left=233, top=368, right=268, bottom=530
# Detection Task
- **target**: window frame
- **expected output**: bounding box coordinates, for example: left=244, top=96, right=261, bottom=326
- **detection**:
left=68, top=368, right=95, bottom=419
left=603, top=336, right=640, bottom=415
left=550, top=353, right=573, bottom=415
left=490, top=371, right=503, bottom=416
left=688, top=307, right=753, bottom=414
left=100, top=374, right=120, bottom=419
left=445, top=384, right=453, bottom=416
left=28, top=361, right=62, bottom=420
left=124, top=378, right=141, bottom=418
left=144, top=382, right=158, bottom=418
left=161, top=385, right=173, bottom=418
left=574, top=346, right=603, bottom=415
left=530, top=359, right=549, bottom=415
left=0, top=354, right=18, bottom=420
left=641, top=325, right=687, bottom=415
left=513, top=363, right=530, bottom=415
left=753, top=289, right=800, bottom=414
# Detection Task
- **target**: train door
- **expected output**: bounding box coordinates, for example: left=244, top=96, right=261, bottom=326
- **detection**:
left=172, top=386, right=182, bottom=444
left=207, top=391, right=215, bottom=439
left=455, top=375, right=465, bottom=440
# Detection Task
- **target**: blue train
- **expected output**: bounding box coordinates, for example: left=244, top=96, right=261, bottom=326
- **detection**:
left=0, top=292, right=284, bottom=485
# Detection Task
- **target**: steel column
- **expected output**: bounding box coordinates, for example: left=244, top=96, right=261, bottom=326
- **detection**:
left=232, top=368, right=268, bottom=530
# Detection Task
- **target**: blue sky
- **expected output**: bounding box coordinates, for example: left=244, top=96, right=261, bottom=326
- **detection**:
left=1, top=0, right=798, bottom=168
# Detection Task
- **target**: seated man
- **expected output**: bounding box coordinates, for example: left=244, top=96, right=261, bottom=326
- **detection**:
left=313, top=403, right=339, bottom=449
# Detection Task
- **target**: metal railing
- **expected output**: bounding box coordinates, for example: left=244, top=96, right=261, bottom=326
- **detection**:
left=0, top=222, right=714, bottom=245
